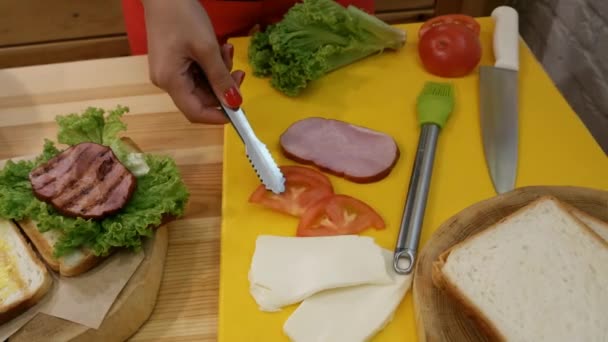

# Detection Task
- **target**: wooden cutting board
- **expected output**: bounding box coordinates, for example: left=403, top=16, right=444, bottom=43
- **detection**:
left=413, top=186, right=608, bottom=341
left=217, top=18, right=608, bottom=342
left=4, top=135, right=170, bottom=341
left=9, top=225, right=168, bottom=342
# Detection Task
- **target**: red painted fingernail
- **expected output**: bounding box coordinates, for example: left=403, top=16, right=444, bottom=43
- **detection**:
left=224, top=86, right=242, bottom=108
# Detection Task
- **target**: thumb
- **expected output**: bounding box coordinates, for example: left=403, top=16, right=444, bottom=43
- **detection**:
left=193, top=45, right=242, bottom=109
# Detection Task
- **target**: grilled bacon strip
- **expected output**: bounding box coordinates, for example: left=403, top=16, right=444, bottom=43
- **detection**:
left=29, top=142, right=137, bottom=219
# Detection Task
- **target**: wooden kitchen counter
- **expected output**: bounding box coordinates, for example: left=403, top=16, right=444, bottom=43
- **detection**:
left=0, top=55, right=221, bottom=341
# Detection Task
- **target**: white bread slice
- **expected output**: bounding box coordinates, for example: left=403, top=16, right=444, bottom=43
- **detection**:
left=433, top=196, right=608, bottom=341
left=18, top=219, right=101, bottom=277
left=17, top=137, right=143, bottom=277
left=568, top=207, right=608, bottom=242
left=0, top=218, right=52, bottom=323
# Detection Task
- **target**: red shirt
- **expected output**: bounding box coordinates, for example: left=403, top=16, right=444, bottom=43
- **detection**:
left=121, top=0, right=375, bottom=55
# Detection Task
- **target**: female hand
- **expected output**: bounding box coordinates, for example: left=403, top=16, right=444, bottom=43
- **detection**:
left=142, top=0, right=245, bottom=124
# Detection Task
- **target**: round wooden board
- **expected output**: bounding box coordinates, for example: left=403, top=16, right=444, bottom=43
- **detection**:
left=412, top=186, right=608, bottom=342
left=9, top=225, right=169, bottom=342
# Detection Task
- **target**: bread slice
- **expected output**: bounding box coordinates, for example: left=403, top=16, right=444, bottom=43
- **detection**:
left=18, top=219, right=101, bottom=277
left=432, top=196, right=608, bottom=341
left=568, top=206, right=608, bottom=242
left=0, top=219, right=52, bottom=323
left=17, top=137, right=144, bottom=277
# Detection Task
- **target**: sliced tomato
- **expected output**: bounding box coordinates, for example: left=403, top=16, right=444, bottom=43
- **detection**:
left=419, top=14, right=480, bottom=39
left=296, top=194, right=386, bottom=237
left=249, top=165, right=334, bottom=217
left=280, top=165, right=332, bottom=188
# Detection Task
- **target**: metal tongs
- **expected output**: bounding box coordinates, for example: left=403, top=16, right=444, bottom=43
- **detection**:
left=189, top=62, right=285, bottom=194
left=221, top=104, right=285, bottom=194
left=394, top=82, right=454, bottom=274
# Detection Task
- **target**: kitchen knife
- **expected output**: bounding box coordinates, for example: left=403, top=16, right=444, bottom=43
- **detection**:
left=189, top=62, right=286, bottom=194
left=479, top=6, right=519, bottom=194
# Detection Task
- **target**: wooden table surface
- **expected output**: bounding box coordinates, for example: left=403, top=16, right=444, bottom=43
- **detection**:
left=0, top=55, right=222, bottom=341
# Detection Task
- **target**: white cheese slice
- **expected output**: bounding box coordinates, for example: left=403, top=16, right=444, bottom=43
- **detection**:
left=283, top=249, right=413, bottom=342
left=248, top=235, right=392, bottom=312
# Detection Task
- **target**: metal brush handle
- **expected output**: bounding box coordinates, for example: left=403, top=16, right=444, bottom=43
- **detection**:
left=394, top=124, right=439, bottom=274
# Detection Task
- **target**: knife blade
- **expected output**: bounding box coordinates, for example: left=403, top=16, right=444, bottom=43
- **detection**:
left=189, top=62, right=286, bottom=194
left=479, top=6, right=519, bottom=194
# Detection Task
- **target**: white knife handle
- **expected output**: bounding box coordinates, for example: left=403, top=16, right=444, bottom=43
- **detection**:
left=492, top=6, right=519, bottom=71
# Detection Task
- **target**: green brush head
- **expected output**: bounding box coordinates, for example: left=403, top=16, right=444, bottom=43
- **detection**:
left=416, top=82, right=455, bottom=128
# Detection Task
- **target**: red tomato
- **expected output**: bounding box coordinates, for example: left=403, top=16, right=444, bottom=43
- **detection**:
left=296, top=194, right=386, bottom=237
left=280, top=165, right=332, bottom=188
left=419, top=14, right=480, bottom=39
left=249, top=165, right=334, bottom=217
left=418, top=23, right=482, bottom=78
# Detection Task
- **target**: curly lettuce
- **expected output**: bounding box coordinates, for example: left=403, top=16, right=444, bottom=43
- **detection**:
left=56, top=105, right=149, bottom=176
left=0, top=106, right=189, bottom=257
left=248, top=0, right=406, bottom=96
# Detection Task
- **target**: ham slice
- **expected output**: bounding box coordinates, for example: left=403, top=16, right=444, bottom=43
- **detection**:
left=279, top=117, right=400, bottom=183
left=29, top=142, right=137, bottom=219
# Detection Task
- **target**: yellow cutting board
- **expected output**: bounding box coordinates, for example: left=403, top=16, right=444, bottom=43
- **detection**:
left=218, top=18, right=608, bottom=341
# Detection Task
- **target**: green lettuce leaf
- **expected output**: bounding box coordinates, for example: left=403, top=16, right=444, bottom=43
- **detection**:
left=54, top=154, right=189, bottom=257
left=56, top=106, right=148, bottom=175
left=35, top=139, right=62, bottom=165
left=0, top=159, right=37, bottom=221
left=0, top=106, right=189, bottom=257
left=101, top=106, right=131, bottom=164
left=56, top=107, right=108, bottom=145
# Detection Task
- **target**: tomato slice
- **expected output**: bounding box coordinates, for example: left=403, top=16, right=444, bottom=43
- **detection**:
left=249, top=165, right=334, bottom=217
left=419, top=14, right=480, bottom=39
left=280, top=165, right=332, bottom=188
left=296, top=194, right=386, bottom=237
